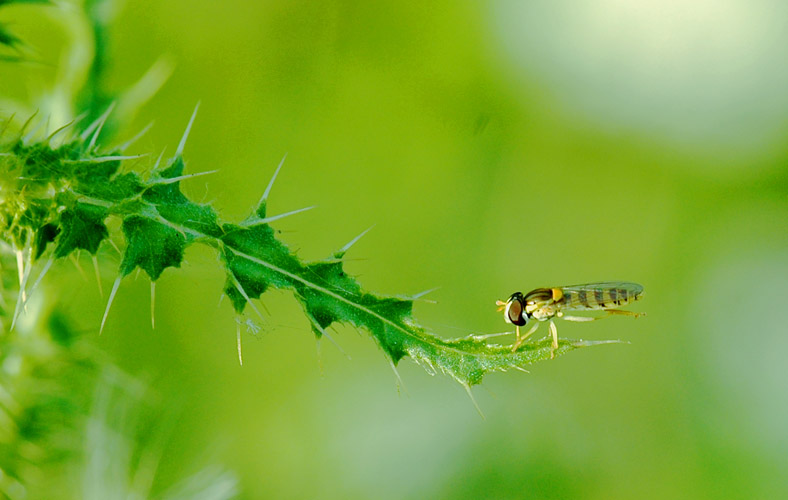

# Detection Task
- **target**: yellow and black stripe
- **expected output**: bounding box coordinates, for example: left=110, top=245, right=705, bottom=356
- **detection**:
left=560, top=282, right=643, bottom=311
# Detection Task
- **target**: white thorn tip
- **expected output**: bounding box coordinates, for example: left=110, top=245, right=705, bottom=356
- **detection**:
left=116, top=121, right=154, bottom=151
left=339, top=224, right=375, bottom=255
left=100, top=277, right=122, bottom=335
left=254, top=205, right=316, bottom=225
left=108, top=239, right=122, bottom=256
left=92, top=256, right=103, bottom=296
left=64, top=154, right=148, bottom=164
left=150, top=281, right=156, bottom=329
left=153, top=169, right=219, bottom=185
left=176, top=102, right=200, bottom=157
left=232, top=277, right=265, bottom=322
left=47, top=112, right=86, bottom=142
left=309, top=320, right=350, bottom=360
left=153, top=149, right=166, bottom=170
left=17, top=110, right=39, bottom=139
left=464, top=384, right=485, bottom=419
left=23, top=256, right=54, bottom=307
left=260, top=153, right=288, bottom=204
left=410, top=287, right=440, bottom=300
left=70, top=254, right=87, bottom=280
left=11, top=249, right=31, bottom=330
left=86, top=102, right=117, bottom=150
left=236, top=321, right=243, bottom=366
left=388, top=359, right=407, bottom=395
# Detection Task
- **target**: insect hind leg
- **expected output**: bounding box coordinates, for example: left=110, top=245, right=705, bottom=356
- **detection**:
left=560, top=310, right=644, bottom=322
left=605, top=309, right=645, bottom=318
left=560, top=315, right=597, bottom=322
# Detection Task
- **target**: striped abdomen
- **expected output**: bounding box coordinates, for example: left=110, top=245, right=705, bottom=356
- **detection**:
left=559, top=282, right=644, bottom=311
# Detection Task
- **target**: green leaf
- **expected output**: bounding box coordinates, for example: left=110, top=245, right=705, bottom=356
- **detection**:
left=143, top=158, right=222, bottom=237
left=119, top=215, right=186, bottom=280
left=55, top=203, right=108, bottom=257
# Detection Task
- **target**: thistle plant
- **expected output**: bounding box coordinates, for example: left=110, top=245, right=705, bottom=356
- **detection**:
left=0, top=0, right=623, bottom=496
left=1, top=105, right=619, bottom=386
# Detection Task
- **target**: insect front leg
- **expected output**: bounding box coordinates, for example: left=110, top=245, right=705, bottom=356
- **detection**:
left=549, top=320, right=558, bottom=359
left=511, top=322, right=539, bottom=352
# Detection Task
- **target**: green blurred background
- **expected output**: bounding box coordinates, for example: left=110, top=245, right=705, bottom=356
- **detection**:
left=5, top=0, right=788, bottom=498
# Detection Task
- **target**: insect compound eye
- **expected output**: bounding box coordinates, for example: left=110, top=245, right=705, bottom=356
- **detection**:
left=505, top=298, right=527, bottom=326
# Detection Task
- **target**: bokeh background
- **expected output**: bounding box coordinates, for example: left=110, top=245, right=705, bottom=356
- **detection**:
left=4, top=1, right=788, bottom=498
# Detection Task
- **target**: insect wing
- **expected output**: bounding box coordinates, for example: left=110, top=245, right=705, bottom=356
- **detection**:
left=559, top=282, right=643, bottom=311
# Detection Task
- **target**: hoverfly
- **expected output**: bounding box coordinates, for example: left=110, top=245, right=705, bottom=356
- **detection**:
left=496, top=282, right=644, bottom=358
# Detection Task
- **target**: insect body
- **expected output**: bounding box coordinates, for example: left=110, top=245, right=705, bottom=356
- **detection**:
left=496, top=282, right=644, bottom=358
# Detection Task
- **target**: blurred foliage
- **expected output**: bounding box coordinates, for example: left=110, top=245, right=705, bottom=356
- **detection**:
left=1, top=1, right=787, bottom=499
left=0, top=1, right=237, bottom=498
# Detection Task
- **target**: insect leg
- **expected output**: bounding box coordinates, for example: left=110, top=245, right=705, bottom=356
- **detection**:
left=549, top=320, right=558, bottom=359
left=511, top=322, right=539, bottom=352
left=605, top=309, right=645, bottom=318
left=560, top=315, right=597, bottom=322
left=561, top=310, right=644, bottom=322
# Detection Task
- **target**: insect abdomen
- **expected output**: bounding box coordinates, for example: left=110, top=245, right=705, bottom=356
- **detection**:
left=563, top=284, right=643, bottom=310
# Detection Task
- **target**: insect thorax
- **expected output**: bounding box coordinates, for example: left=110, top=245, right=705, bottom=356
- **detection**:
left=523, top=288, right=559, bottom=320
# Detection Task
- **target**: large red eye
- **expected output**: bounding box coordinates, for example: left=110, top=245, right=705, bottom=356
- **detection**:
left=506, top=300, right=525, bottom=326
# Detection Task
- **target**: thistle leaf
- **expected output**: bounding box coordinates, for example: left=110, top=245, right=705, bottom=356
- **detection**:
left=55, top=203, right=108, bottom=257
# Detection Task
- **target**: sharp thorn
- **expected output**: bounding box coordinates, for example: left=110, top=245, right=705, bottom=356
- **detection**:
left=152, top=149, right=166, bottom=171
left=17, top=110, right=39, bottom=140
left=470, top=330, right=515, bottom=341
left=70, top=253, right=88, bottom=280
left=85, top=102, right=117, bottom=150
left=151, top=169, right=218, bottom=184
left=231, top=276, right=265, bottom=322
left=338, top=224, right=375, bottom=256
left=410, top=286, right=440, bottom=300
left=463, top=383, right=485, bottom=419
left=100, top=276, right=122, bottom=335
left=249, top=205, right=316, bottom=225
left=92, top=255, right=103, bottom=296
left=150, top=281, right=156, bottom=329
left=23, top=255, right=54, bottom=308
left=388, top=359, right=407, bottom=396
left=10, top=248, right=31, bottom=330
left=0, top=112, right=17, bottom=139
left=260, top=153, right=288, bottom=205
left=108, top=239, right=122, bottom=256
left=116, top=121, right=154, bottom=151
left=23, top=114, right=47, bottom=142
left=176, top=102, right=200, bottom=157
left=308, top=318, right=350, bottom=360
left=236, top=320, right=243, bottom=366
left=47, top=112, right=87, bottom=143
left=63, top=153, right=148, bottom=163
